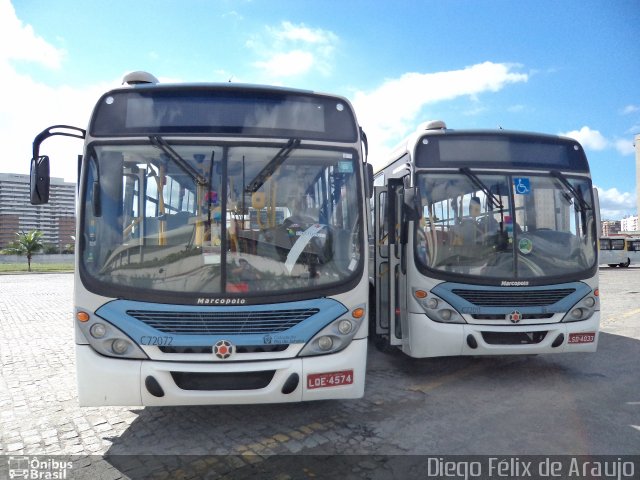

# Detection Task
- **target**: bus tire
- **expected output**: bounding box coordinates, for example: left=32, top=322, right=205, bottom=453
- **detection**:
left=608, top=264, right=618, bottom=268
left=620, top=258, right=631, bottom=268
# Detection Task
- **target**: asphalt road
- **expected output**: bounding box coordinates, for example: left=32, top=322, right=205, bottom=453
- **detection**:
left=0, top=267, right=638, bottom=479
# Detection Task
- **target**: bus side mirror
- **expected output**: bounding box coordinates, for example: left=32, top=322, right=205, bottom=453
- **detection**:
left=365, top=163, right=374, bottom=199
left=30, top=155, right=50, bottom=205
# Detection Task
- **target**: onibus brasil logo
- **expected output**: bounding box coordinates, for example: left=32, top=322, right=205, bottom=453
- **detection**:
left=8, top=456, right=73, bottom=479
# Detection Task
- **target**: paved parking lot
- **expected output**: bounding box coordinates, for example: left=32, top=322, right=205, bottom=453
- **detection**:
left=1, top=268, right=639, bottom=478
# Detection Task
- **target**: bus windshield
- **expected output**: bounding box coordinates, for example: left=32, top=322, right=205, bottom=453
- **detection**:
left=80, top=141, right=362, bottom=301
left=415, top=171, right=597, bottom=280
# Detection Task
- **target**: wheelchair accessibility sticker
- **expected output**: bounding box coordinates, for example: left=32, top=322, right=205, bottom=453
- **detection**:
left=514, top=177, right=531, bottom=195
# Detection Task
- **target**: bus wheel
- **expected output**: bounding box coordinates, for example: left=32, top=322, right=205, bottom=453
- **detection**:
left=608, top=264, right=618, bottom=268
left=620, top=259, right=631, bottom=268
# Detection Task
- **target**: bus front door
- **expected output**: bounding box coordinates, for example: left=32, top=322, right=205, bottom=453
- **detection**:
left=374, top=180, right=406, bottom=348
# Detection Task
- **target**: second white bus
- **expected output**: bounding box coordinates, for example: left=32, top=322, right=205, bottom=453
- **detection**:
left=371, top=121, right=601, bottom=357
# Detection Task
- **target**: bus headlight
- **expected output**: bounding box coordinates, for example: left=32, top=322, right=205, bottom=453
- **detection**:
left=338, top=319, right=353, bottom=335
left=562, top=291, right=599, bottom=323
left=111, top=339, right=130, bottom=355
left=76, top=309, right=148, bottom=359
left=440, top=309, right=453, bottom=321
left=317, top=336, right=334, bottom=351
left=89, top=323, right=107, bottom=339
left=299, top=304, right=366, bottom=356
left=413, top=288, right=466, bottom=324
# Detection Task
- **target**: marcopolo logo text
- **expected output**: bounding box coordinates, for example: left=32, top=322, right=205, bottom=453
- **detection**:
left=196, top=298, right=247, bottom=305
left=500, top=280, right=530, bottom=287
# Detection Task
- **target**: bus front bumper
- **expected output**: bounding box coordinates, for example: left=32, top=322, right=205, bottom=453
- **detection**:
left=404, top=312, right=600, bottom=358
left=76, top=338, right=367, bottom=406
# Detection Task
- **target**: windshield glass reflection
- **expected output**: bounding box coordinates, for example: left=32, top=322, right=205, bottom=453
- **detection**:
left=415, top=172, right=597, bottom=279
left=81, top=142, right=362, bottom=298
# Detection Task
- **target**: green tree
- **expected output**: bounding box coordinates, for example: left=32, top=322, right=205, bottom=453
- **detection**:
left=43, top=243, right=58, bottom=254
left=1, top=230, right=45, bottom=272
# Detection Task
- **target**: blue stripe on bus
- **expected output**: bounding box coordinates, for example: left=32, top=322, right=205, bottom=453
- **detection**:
left=95, top=298, right=347, bottom=346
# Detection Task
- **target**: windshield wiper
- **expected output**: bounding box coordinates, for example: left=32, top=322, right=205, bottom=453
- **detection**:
left=550, top=170, right=591, bottom=212
left=245, top=138, right=301, bottom=193
left=150, top=135, right=208, bottom=186
left=459, top=167, right=503, bottom=210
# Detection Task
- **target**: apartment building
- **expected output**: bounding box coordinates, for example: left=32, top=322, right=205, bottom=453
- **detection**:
left=621, top=215, right=639, bottom=233
left=0, top=173, right=75, bottom=250
left=600, top=220, right=621, bottom=237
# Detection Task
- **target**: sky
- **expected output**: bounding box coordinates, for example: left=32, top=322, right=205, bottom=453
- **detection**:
left=1, top=0, right=638, bottom=219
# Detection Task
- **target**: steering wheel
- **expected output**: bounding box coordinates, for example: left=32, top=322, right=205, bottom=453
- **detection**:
left=275, top=218, right=333, bottom=265
left=284, top=214, right=318, bottom=225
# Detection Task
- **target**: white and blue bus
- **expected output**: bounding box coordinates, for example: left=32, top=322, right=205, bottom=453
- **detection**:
left=31, top=72, right=373, bottom=405
left=371, top=121, right=601, bottom=357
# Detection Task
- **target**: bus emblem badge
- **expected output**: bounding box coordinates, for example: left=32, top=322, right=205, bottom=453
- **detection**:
left=508, top=311, right=522, bottom=323
left=214, top=340, right=234, bottom=359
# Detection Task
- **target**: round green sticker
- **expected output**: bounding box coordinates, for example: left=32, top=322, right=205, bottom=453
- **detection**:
left=518, top=238, right=533, bottom=254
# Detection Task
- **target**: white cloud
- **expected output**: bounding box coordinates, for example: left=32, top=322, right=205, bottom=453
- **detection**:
left=560, top=126, right=608, bottom=151
left=614, top=138, right=636, bottom=156
left=621, top=105, right=639, bottom=115
left=0, top=64, right=117, bottom=182
left=0, top=1, right=119, bottom=182
left=560, top=126, right=637, bottom=157
left=248, top=21, right=338, bottom=78
left=254, top=50, right=315, bottom=77
left=596, top=186, right=637, bottom=220
left=270, top=21, right=337, bottom=45
left=352, top=62, right=528, bottom=169
left=0, top=1, right=96, bottom=182
left=0, top=0, right=64, bottom=69
left=626, top=124, right=640, bottom=135
left=222, top=10, right=243, bottom=21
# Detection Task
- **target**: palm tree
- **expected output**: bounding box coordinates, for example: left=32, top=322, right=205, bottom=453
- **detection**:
left=1, top=230, right=45, bottom=272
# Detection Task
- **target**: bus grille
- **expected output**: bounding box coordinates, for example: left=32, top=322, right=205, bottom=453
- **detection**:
left=481, top=331, right=547, bottom=345
left=127, top=308, right=319, bottom=334
left=452, top=289, right=575, bottom=307
left=171, top=371, right=275, bottom=391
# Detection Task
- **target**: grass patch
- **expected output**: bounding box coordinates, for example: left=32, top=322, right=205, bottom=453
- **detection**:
left=0, top=263, right=74, bottom=273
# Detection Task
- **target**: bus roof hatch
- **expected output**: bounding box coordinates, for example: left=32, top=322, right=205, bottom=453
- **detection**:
left=420, top=120, right=447, bottom=131
left=122, top=71, right=159, bottom=85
